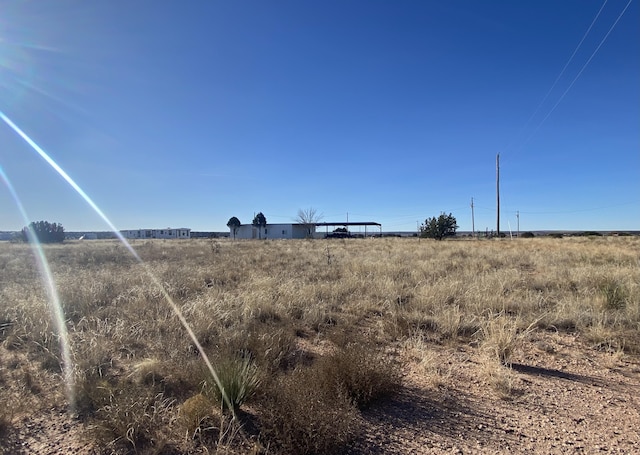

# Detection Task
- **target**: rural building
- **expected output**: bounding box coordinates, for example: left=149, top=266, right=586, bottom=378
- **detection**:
left=120, top=228, right=191, bottom=239
left=232, top=223, right=311, bottom=240
left=230, top=221, right=383, bottom=239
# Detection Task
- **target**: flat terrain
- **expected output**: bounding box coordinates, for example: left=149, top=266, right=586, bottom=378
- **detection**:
left=0, top=237, right=638, bottom=454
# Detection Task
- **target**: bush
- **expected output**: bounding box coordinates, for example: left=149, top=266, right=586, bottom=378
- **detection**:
left=520, top=232, right=535, bottom=238
left=178, top=394, right=217, bottom=438
left=420, top=213, right=458, bottom=240
left=91, top=387, right=175, bottom=453
left=258, top=367, right=361, bottom=455
left=21, top=221, right=65, bottom=243
left=316, top=343, right=400, bottom=409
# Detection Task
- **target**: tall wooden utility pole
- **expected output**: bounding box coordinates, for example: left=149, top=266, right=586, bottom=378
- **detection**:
left=471, top=197, right=475, bottom=237
left=496, top=153, right=500, bottom=237
left=517, top=211, right=520, bottom=237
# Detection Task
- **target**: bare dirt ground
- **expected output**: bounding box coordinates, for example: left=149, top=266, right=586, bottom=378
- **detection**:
left=3, top=332, right=639, bottom=454
left=353, top=332, right=640, bottom=455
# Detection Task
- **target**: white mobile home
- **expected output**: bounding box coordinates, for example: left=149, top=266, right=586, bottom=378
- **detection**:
left=121, top=228, right=191, bottom=239
left=232, top=223, right=312, bottom=240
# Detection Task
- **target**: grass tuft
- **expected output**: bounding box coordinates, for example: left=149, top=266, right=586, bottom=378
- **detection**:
left=598, top=278, right=628, bottom=310
left=178, top=393, right=217, bottom=438
left=202, top=353, right=260, bottom=415
left=479, top=313, right=537, bottom=366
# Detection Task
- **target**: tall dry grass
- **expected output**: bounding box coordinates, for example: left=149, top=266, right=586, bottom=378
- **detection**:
left=0, top=236, right=638, bottom=453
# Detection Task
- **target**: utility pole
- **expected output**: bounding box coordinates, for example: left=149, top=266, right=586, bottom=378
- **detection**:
left=496, top=153, right=500, bottom=237
left=517, top=211, right=520, bottom=238
left=471, top=197, right=475, bottom=238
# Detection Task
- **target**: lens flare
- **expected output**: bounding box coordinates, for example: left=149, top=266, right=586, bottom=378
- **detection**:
left=0, top=164, right=75, bottom=408
left=0, top=111, right=234, bottom=415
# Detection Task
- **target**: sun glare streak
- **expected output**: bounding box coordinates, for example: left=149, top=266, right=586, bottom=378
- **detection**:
left=0, top=165, right=75, bottom=409
left=0, top=110, right=139, bottom=254
left=0, top=110, right=235, bottom=415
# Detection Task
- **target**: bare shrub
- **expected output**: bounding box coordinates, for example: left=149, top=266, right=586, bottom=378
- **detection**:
left=178, top=393, right=217, bottom=438
left=316, top=343, right=400, bottom=409
left=90, top=387, right=175, bottom=453
left=258, top=367, right=361, bottom=455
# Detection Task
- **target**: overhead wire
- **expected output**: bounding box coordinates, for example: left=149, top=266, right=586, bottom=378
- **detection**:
left=495, top=0, right=635, bottom=226
left=502, top=0, right=610, bottom=156
left=522, top=0, right=634, bottom=146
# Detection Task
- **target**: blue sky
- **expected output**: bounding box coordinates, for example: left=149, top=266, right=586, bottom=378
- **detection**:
left=1, top=0, right=638, bottom=233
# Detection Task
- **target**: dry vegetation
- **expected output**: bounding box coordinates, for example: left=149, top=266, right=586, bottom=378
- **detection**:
left=0, top=236, right=639, bottom=454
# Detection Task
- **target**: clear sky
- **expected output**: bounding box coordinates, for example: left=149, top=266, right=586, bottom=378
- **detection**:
left=1, top=1, right=638, bottom=233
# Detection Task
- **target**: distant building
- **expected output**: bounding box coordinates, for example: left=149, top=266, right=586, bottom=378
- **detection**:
left=232, top=223, right=311, bottom=240
left=121, top=228, right=191, bottom=239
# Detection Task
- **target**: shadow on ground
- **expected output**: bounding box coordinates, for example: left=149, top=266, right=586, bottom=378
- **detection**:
left=348, top=385, right=521, bottom=454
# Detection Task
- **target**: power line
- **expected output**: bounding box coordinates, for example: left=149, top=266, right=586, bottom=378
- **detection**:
left=523, top=0, right=634, bottom=145
left=507, top=0, right=609, bottom=152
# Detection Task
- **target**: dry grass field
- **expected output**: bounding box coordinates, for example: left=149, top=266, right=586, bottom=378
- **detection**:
left=0, top=236, right=639, bottom=454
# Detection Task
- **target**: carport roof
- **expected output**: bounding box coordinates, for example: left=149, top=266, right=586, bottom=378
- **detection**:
left=315, top=222, right=381, bottom=227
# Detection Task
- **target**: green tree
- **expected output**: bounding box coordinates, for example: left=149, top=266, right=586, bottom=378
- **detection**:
left=420, top=213, right=458, bottom=240
left=252, top=212, right=267, bottom=239
left=21, top=220, right=66, bottom=244
left=226, top=216, right=241, bottom=240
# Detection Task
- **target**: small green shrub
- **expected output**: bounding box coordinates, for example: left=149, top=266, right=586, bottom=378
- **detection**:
left=520, top=232, right=535, bottom=238
left=202, top=354, right=260, bottom=414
